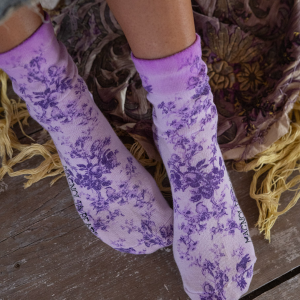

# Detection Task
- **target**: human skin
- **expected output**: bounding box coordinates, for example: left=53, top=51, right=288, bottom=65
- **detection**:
left=106, top=0, right=196, bottom=59
left=0, top=1, right=196, bottom=58
left=0, top=4, right=43, bottom=53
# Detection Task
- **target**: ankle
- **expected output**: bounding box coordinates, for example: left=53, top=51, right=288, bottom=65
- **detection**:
left=0, top=5, right=43, bottom=53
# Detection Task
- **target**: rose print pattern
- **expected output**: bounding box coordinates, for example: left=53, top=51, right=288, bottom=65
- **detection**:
left=65, top=143, right=173, bottom=252
left=132, top=33, right=256, bottom=299
left=15, top=53, right=71, bottom=124
left=0, top=18, right=174, bottom=254
left=231, top=246, right=254, bottom=292
left=192, top=244, right=230, bottom=300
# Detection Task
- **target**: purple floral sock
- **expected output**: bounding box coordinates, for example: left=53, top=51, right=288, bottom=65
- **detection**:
left=0, top=14, right=174, bottom=254
left=132, top=34, right=257, bottom=299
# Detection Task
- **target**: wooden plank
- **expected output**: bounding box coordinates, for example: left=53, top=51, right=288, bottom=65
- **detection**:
left=1, top=140, right=300, bottom=299
left=227, top=165, right=300, bottom=296
left=0, top=178, right=188, bottom=300
left=254, top=273, right=300, bottom=299
left=12, top=118, right=43, bottom=141
left=3, top=83, right=43, bottom=140
left=0, top=153, right=188, bottom=300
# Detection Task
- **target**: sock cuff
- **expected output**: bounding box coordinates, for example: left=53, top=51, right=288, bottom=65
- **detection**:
left=131, top=33, right=209, bottom=98
left=131, top=33, right=201, bottom=77
left=0, top=12, right=56, bottom=71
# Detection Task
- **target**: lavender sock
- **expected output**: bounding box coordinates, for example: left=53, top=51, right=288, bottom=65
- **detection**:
left=0, top=14, right=173, bottom=254
left=132, top=34, right=257, bottom=299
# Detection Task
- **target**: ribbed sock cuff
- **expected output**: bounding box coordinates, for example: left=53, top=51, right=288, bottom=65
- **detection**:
left=0, top=13, right=55, bottom=72
left=131, top=34, right=205, bottom=97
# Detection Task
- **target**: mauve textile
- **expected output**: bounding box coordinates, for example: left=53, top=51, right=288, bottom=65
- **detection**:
left=0, top=0, right=60, bottom=21
left=1, top=0, right=299, bottom=160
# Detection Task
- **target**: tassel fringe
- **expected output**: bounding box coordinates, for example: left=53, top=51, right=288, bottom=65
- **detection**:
left=0, top=69, right=171, bottom=196
left=233, top=95, right=300, bottom=241
left=1, top=67, right=300, bottom=240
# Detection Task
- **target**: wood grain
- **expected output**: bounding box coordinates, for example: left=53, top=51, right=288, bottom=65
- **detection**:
left=254, top=273, right=300, bottom=300
left=13, top=117, right=43, bottom=141
left=0, top=153, right=188, bottom=300
left=1, top=80, right=43, bottom=140
left=1, top=131, right=300, bottom=299
left=228, top=165, right=300, bottom=296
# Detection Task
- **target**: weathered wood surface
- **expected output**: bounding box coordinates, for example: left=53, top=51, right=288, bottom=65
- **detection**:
left=1, top=128, right=300, bottom=299
left=13, top=118, right=43, bottom=140
left=255, top=273, right=300, bottom=300
left=0, top=156, right=188, bottom=300
left=229, top=165, right=300, bottom=297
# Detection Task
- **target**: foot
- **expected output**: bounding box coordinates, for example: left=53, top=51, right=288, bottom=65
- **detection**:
left=0, top=13, right=173, bottom=254
left=132, top=33, right=256, bottom=298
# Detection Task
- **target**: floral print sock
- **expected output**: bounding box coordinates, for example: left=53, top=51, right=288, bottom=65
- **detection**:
left=0, top=14, right=174, bottom=254
left=132, top=33, right=257, bottom=299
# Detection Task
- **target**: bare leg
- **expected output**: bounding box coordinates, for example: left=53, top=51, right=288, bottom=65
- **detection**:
left=107, top=2, right=257, bottom=299
left=106, top=0, right=196, bottom=59
left=0, top=4, right=43, bottom=53
left=0, top=1, right=174, bottom=255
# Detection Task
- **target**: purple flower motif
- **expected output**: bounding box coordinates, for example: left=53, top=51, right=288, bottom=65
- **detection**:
left=19, top=84, right=27, bottom=94
left=232, top=254, right=253, bottom=291
left=74, top=78, right=87, bottom=99
left=187, top=76, right=200, bottom=90
left=125, top=157, right=137, bottom=177
left=101, top=149, right=119, bottom=171
left=196, top=203, right=211, bottom=221
left=144, top=85, right=153, bottom=93
left=160, top=224, right=174, bottom=239
left=48, top=65, right=60, bottom=77
left=227, top=219, right=239, bottom=235
left=157, top=101, right=176, bottom=114
left=236, top=254, right=251, bottom=273
left=202, top=260, right=215, bottom=277
left=140, top=74, right=153, bottom=93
